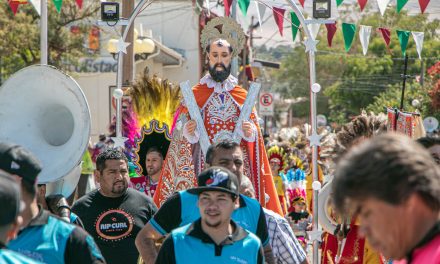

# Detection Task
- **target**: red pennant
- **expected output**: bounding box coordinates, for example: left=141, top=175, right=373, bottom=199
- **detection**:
left=75, top=0, right=83, bottom=9
left=298, top=0, right=305, bottom=7
left=224, top=0, right=233, bottom=17
left=378, top=27, right=391, bottom=47
left=9, top=0, right=28, bottom=14
left=325, top=23, right=337, bottom=47
left=357, top=0, right=368, bottom=11
left=273, top=7, right=286, bottom=37
left=419, top=0, right=430, bottom=13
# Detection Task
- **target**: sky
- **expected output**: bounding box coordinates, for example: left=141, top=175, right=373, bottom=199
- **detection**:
left=207, top=0, right=440, bottom=48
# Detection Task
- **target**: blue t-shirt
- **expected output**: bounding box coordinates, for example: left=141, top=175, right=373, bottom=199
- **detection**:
left=150, top=190, right=269, bottom=246
left=155, top=219, right=264, bottom=264
left=0, top=249, right=43, bottom=264
left=8, top=208, right=104, bottom=264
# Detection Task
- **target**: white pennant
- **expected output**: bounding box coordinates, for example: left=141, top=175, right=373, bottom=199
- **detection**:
left=307, top=23, right=321, bottom=40
left=412, top=31, right=424, bottom=59
left=331, top=0, right=340, bottom=19
left=377, top=0, right=391, bottom=16
left=205, top=0, right=210, bottom=16
left=255, top=1, right=266, bottom=34
left=359, top=25, right=372, bottom=56
left=29, top=0, right=41, bottom=16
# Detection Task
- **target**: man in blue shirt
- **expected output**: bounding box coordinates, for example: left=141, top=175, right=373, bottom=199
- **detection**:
left=136, top=140, right=274, bottom=264
left=156, top=167, right=264, bottom=264
left=0, top=171, right=42, bottom=264
left=0, top=142, right=105, bottom=264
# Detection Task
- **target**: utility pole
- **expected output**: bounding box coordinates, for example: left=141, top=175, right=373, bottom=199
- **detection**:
left=122, top=0, right=135, bottom=86
left=400, top=55, right=411, bottom=110
left=231, top=0, right=238, bottom=77
left=41, top=0, right=48, bottom=64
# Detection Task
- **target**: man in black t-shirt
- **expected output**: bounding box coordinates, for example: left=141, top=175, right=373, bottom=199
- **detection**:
left=72, top=149, right=157, bottom=264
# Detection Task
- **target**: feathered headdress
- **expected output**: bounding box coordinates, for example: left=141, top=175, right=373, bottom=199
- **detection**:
left=130, top=67, right=181, bottom=176
left=267, top=145, right=288, bottom=173
left=131, top=68, right=181, bottom=129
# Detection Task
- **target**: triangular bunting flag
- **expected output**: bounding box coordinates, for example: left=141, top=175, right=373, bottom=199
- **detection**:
left=342, top=23, right=356, bottom=52
left=224, top=0, right=233, bottom=17
left=307, top=23, right=321, bottom=40
left=359, top=25, right=372, bottom=55
left=378, top=27, right=391, bottom=48
left=396, top=0, right=409, bottom=13
left=8, top=1, right=20, bottom=15
left=299, top=0, right=305, bottom=7
left=418, top=0, right=430, bottom=13
left=29, top=0, right=41, bottom=15
left=412, top=31, right=424, bottom=59
left=8, top=0, right=26, bottom=15
left=325, top=23, right=337, bottom=47
left=52, top=0, right=62, bottom=13
left=396, top=30, right=410, bottom=57
left=273, top=7, right=286, bottom=37
left=291, top=12, right=300, bottom=42
left=336, top=0, right=344, bottom=6
left=238, top=0, right=250, bottom=16
left=358, top=0, right=368, bottom=11
left=377, top=0, right=391, bottom=16
left=75, top=0, right=82, bottom=9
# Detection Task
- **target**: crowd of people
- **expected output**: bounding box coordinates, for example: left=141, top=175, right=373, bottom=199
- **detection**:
left=1, top=15, right=440, bottom=264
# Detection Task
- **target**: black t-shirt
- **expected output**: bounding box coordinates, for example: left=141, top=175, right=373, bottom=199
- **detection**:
left=152, top=192, right=269, bottom=245
left=72, top=188, right=157, bottom=264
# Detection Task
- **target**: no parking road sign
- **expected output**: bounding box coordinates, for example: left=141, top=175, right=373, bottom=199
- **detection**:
left=259, top=92, right=274, bottom=116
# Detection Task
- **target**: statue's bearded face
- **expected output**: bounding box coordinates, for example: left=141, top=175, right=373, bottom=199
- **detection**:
left=207, top=39, right=233, bottom=82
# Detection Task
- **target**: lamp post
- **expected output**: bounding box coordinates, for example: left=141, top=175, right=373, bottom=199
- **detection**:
left=107, top=30, right=156, bottom=61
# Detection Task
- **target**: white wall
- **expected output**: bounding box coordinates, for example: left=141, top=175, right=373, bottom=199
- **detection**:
left=73, top=72, right=115, bottom=142
left=135, top=0, right=200, bottom=85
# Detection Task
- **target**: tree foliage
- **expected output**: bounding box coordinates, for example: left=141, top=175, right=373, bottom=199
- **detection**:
left=256, top=9, right=440, bottom=124
left=0, top=0, right=100, bottom=82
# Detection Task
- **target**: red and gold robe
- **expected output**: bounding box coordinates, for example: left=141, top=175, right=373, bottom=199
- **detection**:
left=153, top=82, right=283, bottom=215
left=321, top=225, right=384, bottom=264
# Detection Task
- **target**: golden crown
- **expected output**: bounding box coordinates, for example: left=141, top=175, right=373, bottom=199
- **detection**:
left=200, top=17, right=246, bottom=57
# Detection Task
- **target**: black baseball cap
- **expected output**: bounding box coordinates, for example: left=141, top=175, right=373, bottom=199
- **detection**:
left=0, top=142, right=42, bottom=184
left=188, top=167, right=239, bottom=198
left=0, top=171, right=22, bottom=225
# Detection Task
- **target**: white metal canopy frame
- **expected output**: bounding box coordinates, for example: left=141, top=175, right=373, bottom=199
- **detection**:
left=113, top=1, right=322, bottom=263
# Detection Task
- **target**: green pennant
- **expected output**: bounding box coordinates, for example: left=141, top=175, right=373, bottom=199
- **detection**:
left=396, top=0, right=409, bottom=13
left=290, top=12, right=300, bottom=42
left=336, top=0, right=344, bottom=6
left=342, top=23, right=357, bottom=52
left=238, top=0, right=250, bottom=16
left=52, top=0, right=63, bottom=13
left=396, top=30, right=410, bottom=57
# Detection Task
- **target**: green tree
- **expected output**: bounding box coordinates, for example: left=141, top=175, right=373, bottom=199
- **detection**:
left=0, top=0, right=99, bottom=82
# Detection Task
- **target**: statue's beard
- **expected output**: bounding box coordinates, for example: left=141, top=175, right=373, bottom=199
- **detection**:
left=208, top=63, right=231, bottom=83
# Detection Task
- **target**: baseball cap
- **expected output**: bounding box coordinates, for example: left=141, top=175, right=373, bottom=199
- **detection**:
left=188, top=167, right=239, bottom=198
left=0, top=171, right=23, bottom=225
left=0, top=142, right=42, bottom=184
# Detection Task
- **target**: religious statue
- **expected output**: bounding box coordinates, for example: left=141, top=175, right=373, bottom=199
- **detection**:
left=153, top=17, right=282, bottom=215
